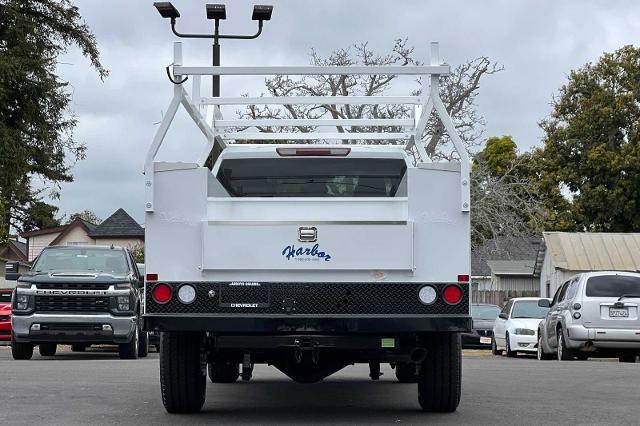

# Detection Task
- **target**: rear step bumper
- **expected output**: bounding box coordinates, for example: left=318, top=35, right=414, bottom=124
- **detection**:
left=143, top=314, right=471, bottom=334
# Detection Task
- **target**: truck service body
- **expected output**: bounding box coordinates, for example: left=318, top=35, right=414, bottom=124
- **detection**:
left=144, top=41, right=471, bottom=413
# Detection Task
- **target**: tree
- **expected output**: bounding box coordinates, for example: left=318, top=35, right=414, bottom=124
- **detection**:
left=471, top=136, right=544, bottom=251
left=237, top=39, right=502, bottom=159
left=540, top=45, right=640, bottom=232
left=0, top=0, right=107, bottom=234
left=66, top=210, right=102, bottom=225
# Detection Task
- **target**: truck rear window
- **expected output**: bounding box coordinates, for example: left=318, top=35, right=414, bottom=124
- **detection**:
left=586, top=275, right=640, bottom=297
left=217, top=158, right=407, bottom=197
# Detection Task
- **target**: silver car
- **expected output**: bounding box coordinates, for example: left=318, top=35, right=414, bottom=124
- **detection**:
left=537, top=271, right=640, bottom=362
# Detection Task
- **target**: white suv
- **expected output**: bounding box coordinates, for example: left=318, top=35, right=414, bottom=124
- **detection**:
left=537, top=271, right=640, bottom=362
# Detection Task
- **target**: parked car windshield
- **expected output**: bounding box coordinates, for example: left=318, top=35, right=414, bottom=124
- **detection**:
left=217, top=158, right=407, bottom=197
left=33, top=248, right=129, bottom=274
left=471, top=305, right=501, bottom=320
left=511, top=300, right=549, bottom=319
left=586, top=275, right=640, bottom=297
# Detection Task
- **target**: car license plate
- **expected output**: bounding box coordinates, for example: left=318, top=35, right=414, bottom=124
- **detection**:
left=480, top=336, right=492, bottom=344
left=609, top=307, right=629, bottom=318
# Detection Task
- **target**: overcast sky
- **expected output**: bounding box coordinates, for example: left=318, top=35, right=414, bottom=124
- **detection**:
left=53, top=0, right=639, bottom=224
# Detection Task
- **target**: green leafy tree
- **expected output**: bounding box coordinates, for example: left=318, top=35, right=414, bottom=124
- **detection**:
left=540, top=45, right=640, bottom=232
left=66, top=209, right=101, bottom=225
left=0, top=0, right=107, bottom=234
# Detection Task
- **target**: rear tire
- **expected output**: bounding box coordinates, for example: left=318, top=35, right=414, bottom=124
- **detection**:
left=38, top=343, right=57, bottom=357
left=537, top=332, right=552, bottom=360
left=11, top=334, right=33, bottom=360
left=491, top=338, right=503, bottom=356
left=418, top=333, right=461, bottom=413
left=119, top=325, right=139, bottom=359
left=505, top=333, right=517, bottom=358
left=557, top=328, right=573, bottom=361
left=395, top=362, right=418, bottom=383
left=160, top=332, right=206, bottom=413
left=208, top=362, right=240, bottom=383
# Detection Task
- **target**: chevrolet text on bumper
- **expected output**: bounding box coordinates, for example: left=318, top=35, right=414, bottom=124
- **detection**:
left=143, top=38, right=471, bottom=414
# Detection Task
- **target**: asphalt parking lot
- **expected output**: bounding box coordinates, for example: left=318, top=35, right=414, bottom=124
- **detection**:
left=0, top=347, right=638, bottom=425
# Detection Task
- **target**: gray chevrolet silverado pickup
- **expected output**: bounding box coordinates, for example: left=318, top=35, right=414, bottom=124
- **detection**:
left=9, top=245, right=148, bottom=360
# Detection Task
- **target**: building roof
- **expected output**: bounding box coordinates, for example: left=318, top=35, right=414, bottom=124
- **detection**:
left=50, top=217, right=98, bottom=245
left=20, top=224, right=68, bottom=238
left=89, top=208, right=144, bottom=238
left=543, top=232, right=640, bottom=272
left=472, top=236, right=542, bottom=277
left=486, top=260, right=536, bottom=276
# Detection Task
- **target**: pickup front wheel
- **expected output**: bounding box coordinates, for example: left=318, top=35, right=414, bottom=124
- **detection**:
left=11, top=334, right=33, bottom=360
left=160, top=332, right=206, bottom=413
left=119, top=324, right=139, bottom=359
left=418, top=333, right=461, bottom=412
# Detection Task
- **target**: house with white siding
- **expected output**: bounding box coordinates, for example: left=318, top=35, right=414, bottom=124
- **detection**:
left=20, top=209, right=144, bottom=261
left=535, top=232, right=640, bottom=298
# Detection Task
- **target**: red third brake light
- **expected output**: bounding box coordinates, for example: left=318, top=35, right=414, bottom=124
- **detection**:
left=152, top=283, right=172, bottom=304
left=146, top=273, right=158, bottom=281
left=442, top=285, right=463, bottom=305
left=457, top=274, right=470, bottom=283
left=276, top=147, right=351, bottom=157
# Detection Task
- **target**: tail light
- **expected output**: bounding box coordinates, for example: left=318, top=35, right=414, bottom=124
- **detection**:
left=276, top=147, right=351, bottom=157
left=457, top=274, right=470, bottom=283
left=152, top=283, right=172, bottom=304
left=442, top=285, right=463, bottom=305
left=146, top=273, right=158, bottom=281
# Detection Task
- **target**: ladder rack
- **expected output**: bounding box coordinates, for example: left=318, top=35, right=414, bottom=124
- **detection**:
left=145, top=41, right=470, bottom=213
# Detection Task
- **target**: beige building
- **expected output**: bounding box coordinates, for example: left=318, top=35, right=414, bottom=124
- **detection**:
left=536, top=232, right=640, bottom=298
left=20, top=209, right=144, bottom=261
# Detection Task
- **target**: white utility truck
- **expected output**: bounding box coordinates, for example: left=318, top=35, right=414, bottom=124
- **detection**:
left=143, top=41, right=471, bottom=413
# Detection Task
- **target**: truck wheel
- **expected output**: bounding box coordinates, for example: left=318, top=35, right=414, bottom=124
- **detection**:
left=208, top=362, right=239, bottom=383
left=418, top=333, right=461, bottom=413
left=160, top=332, right=206, bottom=413
left=395, top=362, right=418, bottom=383
left=119, top=324, right=139, bottom=360
left=71, top=344, right=87, bottom=352
left=39, top=343, right=57, bottom=357
left=138, top=330, right=149, bottom=358
left=11, top=334, right=33, bottom=360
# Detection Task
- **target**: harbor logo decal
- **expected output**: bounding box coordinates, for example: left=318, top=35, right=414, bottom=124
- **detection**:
left=282, top=243, right=332, bottom=262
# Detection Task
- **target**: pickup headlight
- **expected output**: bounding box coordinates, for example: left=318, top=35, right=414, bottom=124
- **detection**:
left=16, top=294, right=29, bottom=310
left=514, top=328, right=535, bottom=336
left=117, top=295, right=130, bottom=311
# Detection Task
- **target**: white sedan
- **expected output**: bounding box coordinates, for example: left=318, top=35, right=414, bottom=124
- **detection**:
left=492, top=297, right=551, bottom=357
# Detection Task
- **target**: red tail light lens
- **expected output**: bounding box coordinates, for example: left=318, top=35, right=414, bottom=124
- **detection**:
left=442, top=285, right=463, bottom=305
left=146, top=273, right=158, bottom=281
left=152, top=283, right=172, bottom=304
left=457, top=274, right=470, bottom=283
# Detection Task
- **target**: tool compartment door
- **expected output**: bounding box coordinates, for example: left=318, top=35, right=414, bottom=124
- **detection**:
left=202, top=222, right=413, bottom=270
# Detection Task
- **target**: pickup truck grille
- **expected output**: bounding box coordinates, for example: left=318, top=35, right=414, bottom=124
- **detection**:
left=35, top=296, right=110, bottom=313
left=36, top=282, right=110, bottom=290
left=146, top=282, right=469, bottom=316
